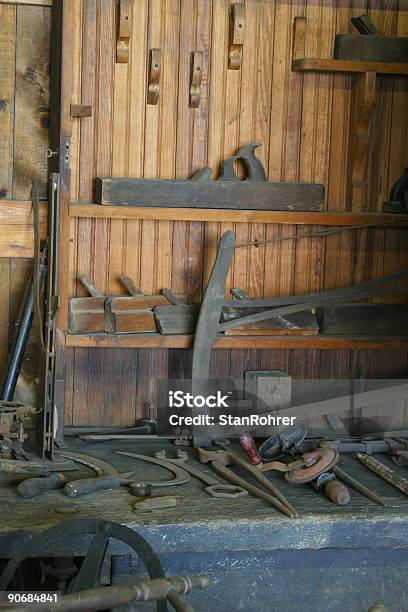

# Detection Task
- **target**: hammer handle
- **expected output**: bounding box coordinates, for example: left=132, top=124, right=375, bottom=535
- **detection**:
left=64, top=475, right=122, bottom=497
left=17, top=473, right=67, bottom=498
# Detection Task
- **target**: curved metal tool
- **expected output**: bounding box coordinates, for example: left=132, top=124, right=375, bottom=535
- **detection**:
left=55, top=450, right=134, bottom=497
left=56, top=450, right=120, bottom=476
left=114, top=451, right=191, bottom=487
left=155, top=450, right=248, bottom=498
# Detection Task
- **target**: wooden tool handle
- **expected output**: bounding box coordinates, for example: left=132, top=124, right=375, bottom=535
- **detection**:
left=324, top=480, right=350, bottom=505
left=16, top=473, right=67, bottom=498
left=64, top=475, right=122, bottom=497
left=239, top=433, right=262, bottom=465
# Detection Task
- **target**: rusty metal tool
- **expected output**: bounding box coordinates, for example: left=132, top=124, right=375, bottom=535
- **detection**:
left=155, top=449, right=248, bottom=498
left=357, top=453, right=408, bottom=497
left=262, top=446, right=350, bottom=506
left=114, top=451, right=191, bottom=487
left=311, top=471, right=350, bottom=506
left=56, top=450, right=135, bottom=497
left=198, top=447, right=298, bottom=518
left=332, top=465, right=385, bottom=506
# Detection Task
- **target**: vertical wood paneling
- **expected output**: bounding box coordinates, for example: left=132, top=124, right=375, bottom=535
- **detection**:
left=65, top=0, right=408, bottom=426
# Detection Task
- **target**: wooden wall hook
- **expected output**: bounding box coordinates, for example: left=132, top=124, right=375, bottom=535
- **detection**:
left=147, top=48, right=162, bottom=105
left=189, top=51, right=203, bottom=108
left=229, top=2, right=246, bottom=70
left=116, top=0, right=133, bottom=64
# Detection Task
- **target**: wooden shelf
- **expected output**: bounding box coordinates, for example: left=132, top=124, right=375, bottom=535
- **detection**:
left=66, top=333, right=408, bottom=350
left=292, top=58, right=408, bottom=76
left=69, top=204, right=407, bottom=226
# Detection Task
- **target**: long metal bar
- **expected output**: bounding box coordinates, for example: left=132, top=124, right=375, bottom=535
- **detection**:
left=1, top=253, right=47, bottom=401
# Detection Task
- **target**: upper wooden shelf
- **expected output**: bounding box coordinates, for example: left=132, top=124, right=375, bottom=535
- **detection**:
left=291, top=17, right=408, bottom=77
left=292, top=58, right=408, bottom=76
left=66, top=333, right=408, bottom=351
left=69, top=204, right=407, bottom=227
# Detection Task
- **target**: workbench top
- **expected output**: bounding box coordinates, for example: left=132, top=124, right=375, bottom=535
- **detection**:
left=1, top=439, right=408, bottom=557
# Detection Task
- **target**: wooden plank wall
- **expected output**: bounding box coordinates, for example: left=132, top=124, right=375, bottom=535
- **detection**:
left=60, top=0, right=408, bottom=429
left=0, top=2, right=51, bottom=399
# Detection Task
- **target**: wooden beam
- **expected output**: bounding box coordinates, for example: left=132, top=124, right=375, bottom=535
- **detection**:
left=65, top=333, right=408, bottom=351
left=69, top=203, right=408, bottom=227
left=0, top=0, right=52, bottom=6
left=0, top=200, right=47, bottom=257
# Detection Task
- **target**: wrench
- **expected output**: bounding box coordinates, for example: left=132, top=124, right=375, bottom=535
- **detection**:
left=155, top=450, right=247, bottom=499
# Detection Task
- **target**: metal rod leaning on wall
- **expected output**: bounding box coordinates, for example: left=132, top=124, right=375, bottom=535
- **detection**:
left=1, top=251, right=47, bottom=401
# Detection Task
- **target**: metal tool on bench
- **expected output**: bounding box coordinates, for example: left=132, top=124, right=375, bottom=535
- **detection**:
left=0, top=400, right=37, bottom=460
left=261, top=446, right=350, bottom=506
left=197, top=446, right=298, bottom=518
left=332, top=465, right=385, bottom=506
left=17, top=450, right=133, bottom=498
left=155, top=449, right=248, bottom=498
left=357, top=453, right=408, bottom=497
left=114, top=451, right=191, bottom=488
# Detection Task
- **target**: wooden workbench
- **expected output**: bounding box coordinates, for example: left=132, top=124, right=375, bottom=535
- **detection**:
left=1, top=440, right=408, bottom=610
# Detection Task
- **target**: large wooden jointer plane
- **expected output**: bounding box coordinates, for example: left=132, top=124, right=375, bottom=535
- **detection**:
left=94, top=144, right=325, bottom=212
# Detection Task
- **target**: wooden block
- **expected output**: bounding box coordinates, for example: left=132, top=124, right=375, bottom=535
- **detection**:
left=318, top=304, right=408, bottom=336
left=70, top=104, right=92, bottom=117
left=94, top=177, right=325, bottom=212
left=154, top=304, right=199, bottom=335
left=105, top=305, right=157, bottom=334
left=106, top=295, right=170, bottom=310
left=223, top=311, right=319, bottom=335
left=334, top=35, right=408, bottom=64
left=68, top=297, right=105, bottom=334
left=245, top=371, right=292, bottom=412
left=104, top=295, right=170, bottom=334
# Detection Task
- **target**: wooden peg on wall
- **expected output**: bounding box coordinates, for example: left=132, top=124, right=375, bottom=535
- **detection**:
left=189, top=51, right=203, bottom=108
left=229, top=2, right=246, bottom=70
left=70, top=104, right=92, bottom=118
left=147, top=48, right=162, bottom=105
left=116, top=0, right=133, bottom=63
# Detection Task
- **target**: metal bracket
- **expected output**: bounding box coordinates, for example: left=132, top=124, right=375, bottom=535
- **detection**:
left=147, top=49, right=162, bottom=105
left=61, top=136, right=71, bottom=170
left=229, top=2, right=246, bottom=69
left=116, top=0, right=133, bottom=63
left=189, top=51, right=203, bottom=108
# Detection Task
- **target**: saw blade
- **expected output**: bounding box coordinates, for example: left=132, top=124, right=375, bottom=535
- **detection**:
left=285, top=448, right=339, bottom=484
